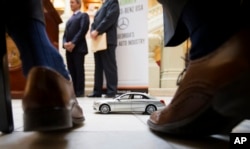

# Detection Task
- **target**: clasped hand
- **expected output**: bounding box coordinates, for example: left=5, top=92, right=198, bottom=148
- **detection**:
left=64, top=42, right=75, bottom=52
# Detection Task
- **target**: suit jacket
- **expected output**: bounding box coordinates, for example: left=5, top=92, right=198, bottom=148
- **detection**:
left=158, top=0, right=189, bottom=47
left=63, top=12, right=90, bottom=54
left=91, top=0, right=120, bottom=46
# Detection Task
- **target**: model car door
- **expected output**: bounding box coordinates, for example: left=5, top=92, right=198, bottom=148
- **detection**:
left=131, top=94, right=147, bottom=112
left=114, top=94, right=132, bottom=111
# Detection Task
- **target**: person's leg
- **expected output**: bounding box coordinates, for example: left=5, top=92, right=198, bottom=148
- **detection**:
left=212, top=0, right=250, bottom=118
left=148, top=0, right=250, bottom=136
left=182, top=0, right=250, bottom=118
left=183, top=0, right=241, bottom=60
left=92, top=52, right=104, bottom=96
left=66, top=52, right=77, bottom=92
left=73, top=52, right=85, bottom=97
left=7, top=20, right=70, bottom=80
left=102, top=45, right=118, bottom=96
left=5, top=0, right=85, bottom=131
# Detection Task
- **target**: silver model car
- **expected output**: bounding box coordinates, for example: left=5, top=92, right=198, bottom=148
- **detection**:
left=93, top=92, right=166, bottom=114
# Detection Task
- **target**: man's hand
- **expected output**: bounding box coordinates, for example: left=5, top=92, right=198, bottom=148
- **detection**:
left=90, top=30, right=99, bottom=40
left=64, top=42, right=75, bottom=52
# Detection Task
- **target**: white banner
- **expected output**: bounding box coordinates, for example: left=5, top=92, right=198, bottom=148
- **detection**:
left=116, top=0, right=148, bottom=90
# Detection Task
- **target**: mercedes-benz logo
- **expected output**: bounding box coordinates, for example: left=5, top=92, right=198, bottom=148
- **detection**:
left=117, top=17, right=129, bottom=30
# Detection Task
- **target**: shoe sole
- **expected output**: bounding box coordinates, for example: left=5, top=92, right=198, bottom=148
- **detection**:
left=72, top=116, right=85, bottom=125
left=147, top=70, right=250, bottom=136
left=87, top=96, right=102, bottom=97
left=147, top=107, right=243, bottom=136
left=23, top=108, right=72, bottom=131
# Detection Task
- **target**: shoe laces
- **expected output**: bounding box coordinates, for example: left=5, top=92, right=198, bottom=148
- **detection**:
left=176, top=56, right=189, bottom=86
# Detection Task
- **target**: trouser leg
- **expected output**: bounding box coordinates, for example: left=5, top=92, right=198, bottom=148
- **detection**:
left=102, top=45, right=118, bottom=95
left=93, top=52, right=104, bottom=95
left=181, top=0, right=242, bottom=60
left=6, top=20, right=70, bottom=80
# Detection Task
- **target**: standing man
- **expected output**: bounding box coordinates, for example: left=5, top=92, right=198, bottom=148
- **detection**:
left=87, top=0, right=120, bottom=98
left=63, top=0, right=90, bottom=97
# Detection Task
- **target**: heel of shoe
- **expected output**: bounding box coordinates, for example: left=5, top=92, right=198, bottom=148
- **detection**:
left=213, top=70, right=250, bottom=118
left=23, top=108, right=72, bottom=131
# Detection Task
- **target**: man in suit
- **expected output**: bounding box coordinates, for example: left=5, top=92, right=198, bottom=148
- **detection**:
left=88, top=0, right=120, bottom=98
left=63, top=0, right=90, bottom=97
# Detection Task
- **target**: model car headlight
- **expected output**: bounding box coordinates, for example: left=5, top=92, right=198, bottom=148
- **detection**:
left=93, top=102, right=100, bottom=106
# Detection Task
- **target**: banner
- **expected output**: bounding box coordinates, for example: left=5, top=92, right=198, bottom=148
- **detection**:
left=116, top=0, right=148, bottom=91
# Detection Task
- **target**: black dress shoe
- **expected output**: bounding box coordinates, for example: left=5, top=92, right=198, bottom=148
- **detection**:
left=104, top=94, right=116, bottom=98
left=76, top=94, right=85, bottom=97
left=76, top=92, right=84, bottom=97
left=87, top=93, right=102, bottom=97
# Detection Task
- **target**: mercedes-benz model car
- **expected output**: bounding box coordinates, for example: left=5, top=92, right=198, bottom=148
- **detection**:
left=93, top=92, right=166, bottom=114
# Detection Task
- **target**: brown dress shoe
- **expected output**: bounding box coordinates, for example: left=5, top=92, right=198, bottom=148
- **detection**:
left=148, top=28, right=250, bottom=136
left=22, top=66, right=85, bottom=131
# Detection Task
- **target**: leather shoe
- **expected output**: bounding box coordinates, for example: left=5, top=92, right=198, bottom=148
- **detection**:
left=104, top=94, right=116, bottom=98
left=76, top=93, right=85, bottom=97
left=87, top=93, right=102, bottom=97
left=147, top=28, right=250, bottom=136
left=22, top=66, right=85, bottom=131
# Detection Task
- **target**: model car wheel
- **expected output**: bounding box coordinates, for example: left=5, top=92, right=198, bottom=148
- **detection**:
left=100, top=104, right=110, bottom=114
left=145, top=105, right=156, bottom=115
